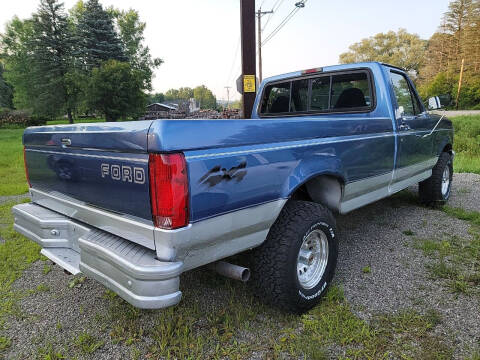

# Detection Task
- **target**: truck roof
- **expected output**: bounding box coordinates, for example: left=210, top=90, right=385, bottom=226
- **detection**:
left=262, top=61, right=405, bottom=85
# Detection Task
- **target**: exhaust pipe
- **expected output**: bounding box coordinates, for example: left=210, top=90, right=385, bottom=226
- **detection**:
left=209, top=261, right=250, bottom=282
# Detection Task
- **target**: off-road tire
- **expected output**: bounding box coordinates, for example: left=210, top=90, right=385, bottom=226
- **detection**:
left=251, top=200, right=338, bottom=313
left=419, top=151, right=453, bottom=206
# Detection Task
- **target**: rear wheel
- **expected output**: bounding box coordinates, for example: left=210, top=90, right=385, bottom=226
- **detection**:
left=251, top=201, right=338, bottom=313
left=419, top=152, right=453, bottom=206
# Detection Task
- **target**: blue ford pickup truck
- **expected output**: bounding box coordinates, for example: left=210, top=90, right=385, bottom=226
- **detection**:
left=13, top=62, right=454, bottom=313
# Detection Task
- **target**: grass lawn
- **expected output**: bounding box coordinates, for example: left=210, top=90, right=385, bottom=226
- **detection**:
left=0, top=129, right=29, bottom=196
left=0, top=115, right=478, bottom=197
left=450, top=115, right=480, bottom=174
left=414, top=206, right=480, bottom=296
left=0, top=200, right=42, bottom=334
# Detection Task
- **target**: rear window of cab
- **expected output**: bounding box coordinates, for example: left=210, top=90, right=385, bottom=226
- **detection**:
left=259, top=69, right=375, bottom=116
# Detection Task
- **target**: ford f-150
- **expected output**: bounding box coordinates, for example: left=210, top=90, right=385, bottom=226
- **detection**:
left=13, top=62, right=454, bottom=313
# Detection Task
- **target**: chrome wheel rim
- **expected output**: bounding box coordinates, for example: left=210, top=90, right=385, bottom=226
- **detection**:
left=297, top=229, right=329, bottom=289
left=441, top=165, right=450, bottom=197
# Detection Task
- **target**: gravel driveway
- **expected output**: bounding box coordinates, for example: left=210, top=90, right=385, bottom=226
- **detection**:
left=2, top=173, right=480, bottom=359
left=337, top=173, right=480, bottom=358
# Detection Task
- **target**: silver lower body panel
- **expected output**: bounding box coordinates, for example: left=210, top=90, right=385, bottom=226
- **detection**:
left=12, top=203, right=183, bottom=309
left=340, top=157, right=438, bottom=214
left=154, top=199, right=287, bottom=270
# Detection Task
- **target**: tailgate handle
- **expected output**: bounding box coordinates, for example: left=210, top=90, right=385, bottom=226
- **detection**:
left=61, top=138, right=72, bottom=146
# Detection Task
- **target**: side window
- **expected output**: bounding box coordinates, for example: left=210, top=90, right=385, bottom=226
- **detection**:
left=310, top=76, right=330, bottom=111
left=331, top=72, right=371, bottom=109
left=411, top=86, right=423, bottom=115
left=260, top=82, right=290, bottom=114
left=290, top=79, right=309, bottom=112
left=390, top=72, right=415, bottom=117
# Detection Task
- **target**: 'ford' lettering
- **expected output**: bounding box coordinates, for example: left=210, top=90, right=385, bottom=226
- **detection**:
left=101, top=164, right=145, bottom=184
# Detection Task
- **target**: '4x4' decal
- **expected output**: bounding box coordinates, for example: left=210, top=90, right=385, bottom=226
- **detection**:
left=199, top=161, right=247, bottom=187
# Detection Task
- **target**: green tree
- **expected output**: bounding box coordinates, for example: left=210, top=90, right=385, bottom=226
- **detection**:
left=31, top=0, right=76, bottom=121
left=419, top=32, right=453, bottom=82
left=113, top=9, right=163, bottom=90
left=442, top=0, right=475, bottom=65
left=75, top=0, right=126, bottom=71
left=2, top=0, right=162, bottom=120
left=193, top=85, right=216, bottom=109
left=418, top=0, right=480, bottom=108
left=69, top=0, right=85, bottom=26
left=229, top=100, right=241, bottom=110
left=1, top=1, right=80, bottom=121
left=0, top=18, right=37, bottom=111
left=339, top=29, right=427, bottom=74
left=164, top=87, right=193, bottom=101
left=418, top=72, right=456, bottom=101
left=178, top=87, right=194, bottom=100
left=164, top=89, right=179, bottom=100
left=147, top=92, right=165, bottom=104
left=87, top=60, right=145, bottom=121
left=0, top=62, right=13, bottom=108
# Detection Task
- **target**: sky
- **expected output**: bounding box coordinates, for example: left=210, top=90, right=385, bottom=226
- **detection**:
left=1, top=0, right=451, bottom=101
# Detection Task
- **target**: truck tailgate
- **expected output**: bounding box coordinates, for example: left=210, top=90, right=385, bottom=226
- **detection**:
left=23, top=121, right=154, bottom=245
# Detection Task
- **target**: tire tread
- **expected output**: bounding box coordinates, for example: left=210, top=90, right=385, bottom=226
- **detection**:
left=251, top=200, right=336, bottom=313
left=419, top=152, right=452, bottom=206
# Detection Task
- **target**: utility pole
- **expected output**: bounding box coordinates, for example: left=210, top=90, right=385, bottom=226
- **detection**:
left=455, top=58, right=465, bottom=110
left=224, top=86, right=231, bottom=109
left=257, top=8, right=273, bottom=83
left=240, top=0, right=256, bottom=119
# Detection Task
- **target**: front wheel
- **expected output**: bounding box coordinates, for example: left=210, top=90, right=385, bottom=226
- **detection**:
left=419, top=152, right=453, bottom=206
left=251, top=201, right=338, bottom=313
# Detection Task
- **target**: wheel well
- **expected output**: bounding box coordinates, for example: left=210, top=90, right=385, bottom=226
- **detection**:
left=289, top=175, right=344, bottom=212
left=442, top=143, right=453, bottom=154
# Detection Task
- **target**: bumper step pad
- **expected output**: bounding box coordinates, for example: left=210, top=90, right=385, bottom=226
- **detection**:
left=79, top=229, right=182, bottom=309
left=13, top=203, right=183, bottom=309
left=41, top=248, right=81, bottom=275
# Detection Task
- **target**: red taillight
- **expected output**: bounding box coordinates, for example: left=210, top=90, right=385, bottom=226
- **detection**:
left=23, top=147, right=31, bottom=188
left=148, top=153, right=189, bottom=229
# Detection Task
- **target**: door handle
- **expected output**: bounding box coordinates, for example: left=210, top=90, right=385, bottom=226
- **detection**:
left=399, top=123, right=411, bottom=131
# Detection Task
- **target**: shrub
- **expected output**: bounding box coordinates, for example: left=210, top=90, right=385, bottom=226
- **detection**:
left=28, top=115, right=49, bottom=126
left=0, top=108, right=46, bottom=127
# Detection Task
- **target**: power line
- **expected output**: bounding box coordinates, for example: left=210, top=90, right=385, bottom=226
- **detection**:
left=225, top=2, right=272, bottom=89
left=262, top=0, right=285, bottom=33
left=262, top=0, right=308, bottom=46
left=226, top=0, right=285, bottom=88
left=226, top=37, right=241, bottom=86
left=262, top=6, right=300, bottom=45
left=226, top=0, right=307, bottom=93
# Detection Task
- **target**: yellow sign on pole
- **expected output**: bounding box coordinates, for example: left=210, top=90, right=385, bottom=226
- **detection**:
left=243, top=75, right=256, bottom=93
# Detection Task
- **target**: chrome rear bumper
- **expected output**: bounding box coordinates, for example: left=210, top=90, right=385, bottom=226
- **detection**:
left=12, top=203, right=183, bottom=309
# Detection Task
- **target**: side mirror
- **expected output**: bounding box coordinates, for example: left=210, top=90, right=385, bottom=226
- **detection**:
left=395, top=105, right=405, bottom=119
left=428, top=96, right=442, bottom=110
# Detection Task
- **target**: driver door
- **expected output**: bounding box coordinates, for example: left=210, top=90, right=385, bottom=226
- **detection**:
left=390, top=71, right=436, bottom=184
